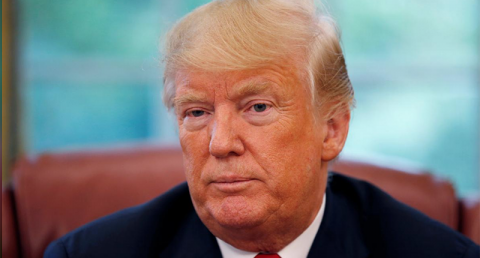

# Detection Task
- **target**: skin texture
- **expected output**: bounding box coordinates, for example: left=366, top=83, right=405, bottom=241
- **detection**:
left=174, top=62, right=350, bottom=252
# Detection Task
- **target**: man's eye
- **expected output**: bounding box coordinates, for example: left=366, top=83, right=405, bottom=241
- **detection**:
left=252, top=103, right=268, bottom=112
left=188, top=110, right=205, bottom=117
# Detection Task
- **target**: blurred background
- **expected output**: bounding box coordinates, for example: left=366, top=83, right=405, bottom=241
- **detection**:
left=2, top=0, right=479, bottom=195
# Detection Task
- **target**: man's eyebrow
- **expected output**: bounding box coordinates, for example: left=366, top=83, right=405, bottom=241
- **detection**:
left=173, top=81, right=273, bottom=107
left=231, top=81, right=273, bottom=99
left=173, top=91, right=209, bottom=107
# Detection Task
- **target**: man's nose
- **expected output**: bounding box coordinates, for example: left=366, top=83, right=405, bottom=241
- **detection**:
left=209, top=111, right=245, bottom=158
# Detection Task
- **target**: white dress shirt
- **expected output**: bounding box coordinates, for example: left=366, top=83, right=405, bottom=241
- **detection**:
left=216, top=194, right=326, bottom=258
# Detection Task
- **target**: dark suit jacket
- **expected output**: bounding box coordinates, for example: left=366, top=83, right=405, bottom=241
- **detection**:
left=44, top=173, right=480, bottom=258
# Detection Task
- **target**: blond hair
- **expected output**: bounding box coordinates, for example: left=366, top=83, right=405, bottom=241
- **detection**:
left=163, top=0, right=354, bottom=119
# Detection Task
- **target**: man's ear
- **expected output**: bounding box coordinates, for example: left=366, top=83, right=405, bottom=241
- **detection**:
left=321, top=110, right=351, bottom=161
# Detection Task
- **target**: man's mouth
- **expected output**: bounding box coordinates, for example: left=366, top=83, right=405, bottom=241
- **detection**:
left=210, top=176, right=256, bottom=193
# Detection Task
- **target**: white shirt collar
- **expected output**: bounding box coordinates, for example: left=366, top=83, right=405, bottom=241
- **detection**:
left=216, top=194, right=326, bottom=258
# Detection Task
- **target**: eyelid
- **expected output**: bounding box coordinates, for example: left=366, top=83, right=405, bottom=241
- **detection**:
left=186, top=109, right=201, bottom=117
left=242, top=100, right=278, bottom=126
left=245, top=101, right=273, bottom=114
left=185, top=107, right=211, bottom=117
left=239, top=92, right=277, bottom=107
left=177, top=102, right=212, bottom=117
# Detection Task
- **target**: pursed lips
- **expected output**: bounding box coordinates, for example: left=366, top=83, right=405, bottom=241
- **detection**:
left=209, top=175, right=256, bottom=193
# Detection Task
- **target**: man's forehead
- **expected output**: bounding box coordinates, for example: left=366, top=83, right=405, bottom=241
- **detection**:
left=174, top=77, right=278, bottom=106
left=173, top=70, right=291, bottom=98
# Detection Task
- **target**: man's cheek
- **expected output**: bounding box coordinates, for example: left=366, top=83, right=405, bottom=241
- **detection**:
left=180, top=130, right=204, bottom=152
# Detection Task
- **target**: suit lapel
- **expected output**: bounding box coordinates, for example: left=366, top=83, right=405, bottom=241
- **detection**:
left=158, top=210, right=222, bottom=258
left=308, top=175, right=370, bottom=258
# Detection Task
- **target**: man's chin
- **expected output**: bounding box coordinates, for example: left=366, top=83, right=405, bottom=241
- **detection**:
left=206, top=196, right=268, bottom=230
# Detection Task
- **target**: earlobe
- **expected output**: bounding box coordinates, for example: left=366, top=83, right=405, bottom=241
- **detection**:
left=321, top=110, right=351, bottom=161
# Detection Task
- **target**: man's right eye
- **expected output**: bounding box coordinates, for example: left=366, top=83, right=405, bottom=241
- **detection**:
left=187, top=110, right=205, bottom=117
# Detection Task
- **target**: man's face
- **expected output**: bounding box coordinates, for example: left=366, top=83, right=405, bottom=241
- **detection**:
left=174, top=63, right=329, bottom=243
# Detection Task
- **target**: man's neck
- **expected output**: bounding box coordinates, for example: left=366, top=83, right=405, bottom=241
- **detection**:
left=217, top=194, right=327, bottom=257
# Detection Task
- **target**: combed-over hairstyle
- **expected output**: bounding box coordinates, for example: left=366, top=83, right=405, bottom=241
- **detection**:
left=163, top=0, right=354, bottom=119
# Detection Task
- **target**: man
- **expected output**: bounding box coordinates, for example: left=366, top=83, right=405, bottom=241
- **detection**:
left=45, top=0, right=479, bottom=257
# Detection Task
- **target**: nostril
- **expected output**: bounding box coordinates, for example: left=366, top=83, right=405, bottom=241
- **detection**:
left=209, top=140, right=230, bottom=158
left=209, top=128, right=245, bottom=158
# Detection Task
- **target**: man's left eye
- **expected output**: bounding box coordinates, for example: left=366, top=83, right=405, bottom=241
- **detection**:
left=252, top=103, right=268, bottom=112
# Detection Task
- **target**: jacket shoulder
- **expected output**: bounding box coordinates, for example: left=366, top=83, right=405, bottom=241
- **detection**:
left=327, top=172, right=480, bottom=258
left=44, top=182, right=193, bottom=258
